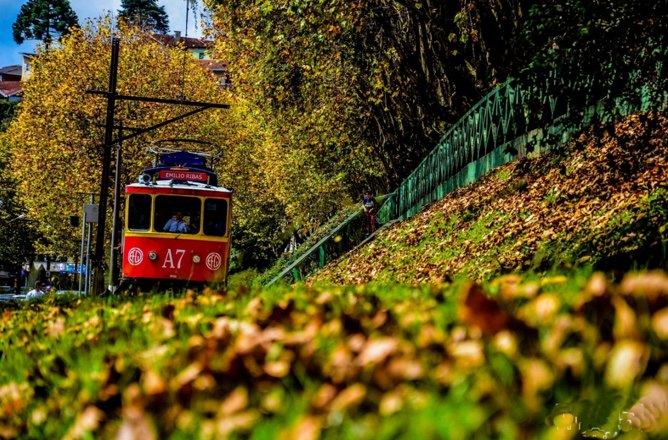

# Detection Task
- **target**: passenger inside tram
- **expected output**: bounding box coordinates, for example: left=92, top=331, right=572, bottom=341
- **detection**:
left=163, top=211, right=189, bottom=233
left=155, top=196, right=201, bottom=234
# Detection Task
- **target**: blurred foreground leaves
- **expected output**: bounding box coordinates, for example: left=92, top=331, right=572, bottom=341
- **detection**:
left=1, top=271, right=667, bottom=438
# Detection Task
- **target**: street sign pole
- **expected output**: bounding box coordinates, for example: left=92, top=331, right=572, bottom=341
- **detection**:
left=78, top=202, right=86, bottom=293
left=109, top=125, right=123, bottom=291
left=83, top=200, right=98, bottom=295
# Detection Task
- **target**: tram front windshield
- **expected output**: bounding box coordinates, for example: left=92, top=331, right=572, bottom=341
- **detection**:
left=155, top=195, right=201, bottom=234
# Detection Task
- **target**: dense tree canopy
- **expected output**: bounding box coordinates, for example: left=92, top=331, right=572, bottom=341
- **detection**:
left=515, top=0, right=666, bottom=119
left=207, top=0, right=521, bottom=190
left=12, top=0, right=78, bottom=45
left=118, top=0, right=170, bottom=34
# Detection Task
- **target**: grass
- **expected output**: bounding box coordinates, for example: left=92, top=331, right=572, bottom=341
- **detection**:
left=1, top=267, right=668, bottom=438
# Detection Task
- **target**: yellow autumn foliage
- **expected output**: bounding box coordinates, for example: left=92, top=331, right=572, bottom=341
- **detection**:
left=4, top=18, right=231, bottom=256
left=206, top=0, right=385, bottom=233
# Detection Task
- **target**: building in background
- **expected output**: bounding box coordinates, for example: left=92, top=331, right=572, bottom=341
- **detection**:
left=0, top=54, right=36, bottom=102
left=0, top=65, right=22, bottom=81
left=153, top=31, right=231, bottom=89
left=0, top=64, right=23, bottom=102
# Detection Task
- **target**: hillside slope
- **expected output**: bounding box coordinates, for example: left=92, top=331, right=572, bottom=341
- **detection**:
left=312, top=112, right=668, bottom=284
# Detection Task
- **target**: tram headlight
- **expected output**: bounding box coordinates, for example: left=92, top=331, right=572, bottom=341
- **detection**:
left=192, top=254, right=201, bottom=263
left=148, top=251, right=158, bottom=261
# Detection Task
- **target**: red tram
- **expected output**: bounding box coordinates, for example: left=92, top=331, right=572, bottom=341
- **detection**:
left=121, top=140, right=231, bottom=289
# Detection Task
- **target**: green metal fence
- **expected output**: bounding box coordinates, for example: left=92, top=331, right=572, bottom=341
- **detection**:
left=378, top=64, right=666, bottom=223
left=266, top=52, right=666, bottom=286
left=266, top=207, right=371, bottom=286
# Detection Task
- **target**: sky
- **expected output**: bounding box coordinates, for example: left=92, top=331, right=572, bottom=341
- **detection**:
left=0, top=0, right=205, bottom=68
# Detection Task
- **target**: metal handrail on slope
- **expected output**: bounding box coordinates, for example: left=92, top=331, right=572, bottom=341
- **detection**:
left=265, top=208, right=365, bottom=286
left=265, top=194, right=397, bottom=286
left=378, top=55, right=667, bottom=223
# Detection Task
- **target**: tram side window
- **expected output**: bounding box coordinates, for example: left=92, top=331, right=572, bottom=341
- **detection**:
left=203, top=199, right=227, bottom=236
left=155, top=195, right=201, bottom=234
left=128, top=194, right=151, bottom=231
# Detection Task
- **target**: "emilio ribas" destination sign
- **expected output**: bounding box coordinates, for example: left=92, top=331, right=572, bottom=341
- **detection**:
left=158, top=170, right=209, bottom=182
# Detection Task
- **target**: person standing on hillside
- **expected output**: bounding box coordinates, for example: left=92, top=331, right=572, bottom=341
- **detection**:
left=362, top=191, right=377, bottom=234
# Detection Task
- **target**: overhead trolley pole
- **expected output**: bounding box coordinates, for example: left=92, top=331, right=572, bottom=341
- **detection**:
left=87, top=38, right=230, bottom=296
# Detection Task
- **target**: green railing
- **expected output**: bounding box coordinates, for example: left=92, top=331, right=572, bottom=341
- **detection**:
left=378, top=62, right=666, bottom=223
left=378, top=79, right=544, bottom=222
left=265, top=207, right=370, bottom=286
left=266, top=51, right=666, bottom=286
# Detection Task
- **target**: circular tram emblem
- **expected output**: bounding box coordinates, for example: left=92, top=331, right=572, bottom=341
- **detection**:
left=206, top=252, right=222, bottom=271
left=127, top=247, right=144, bottom=266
